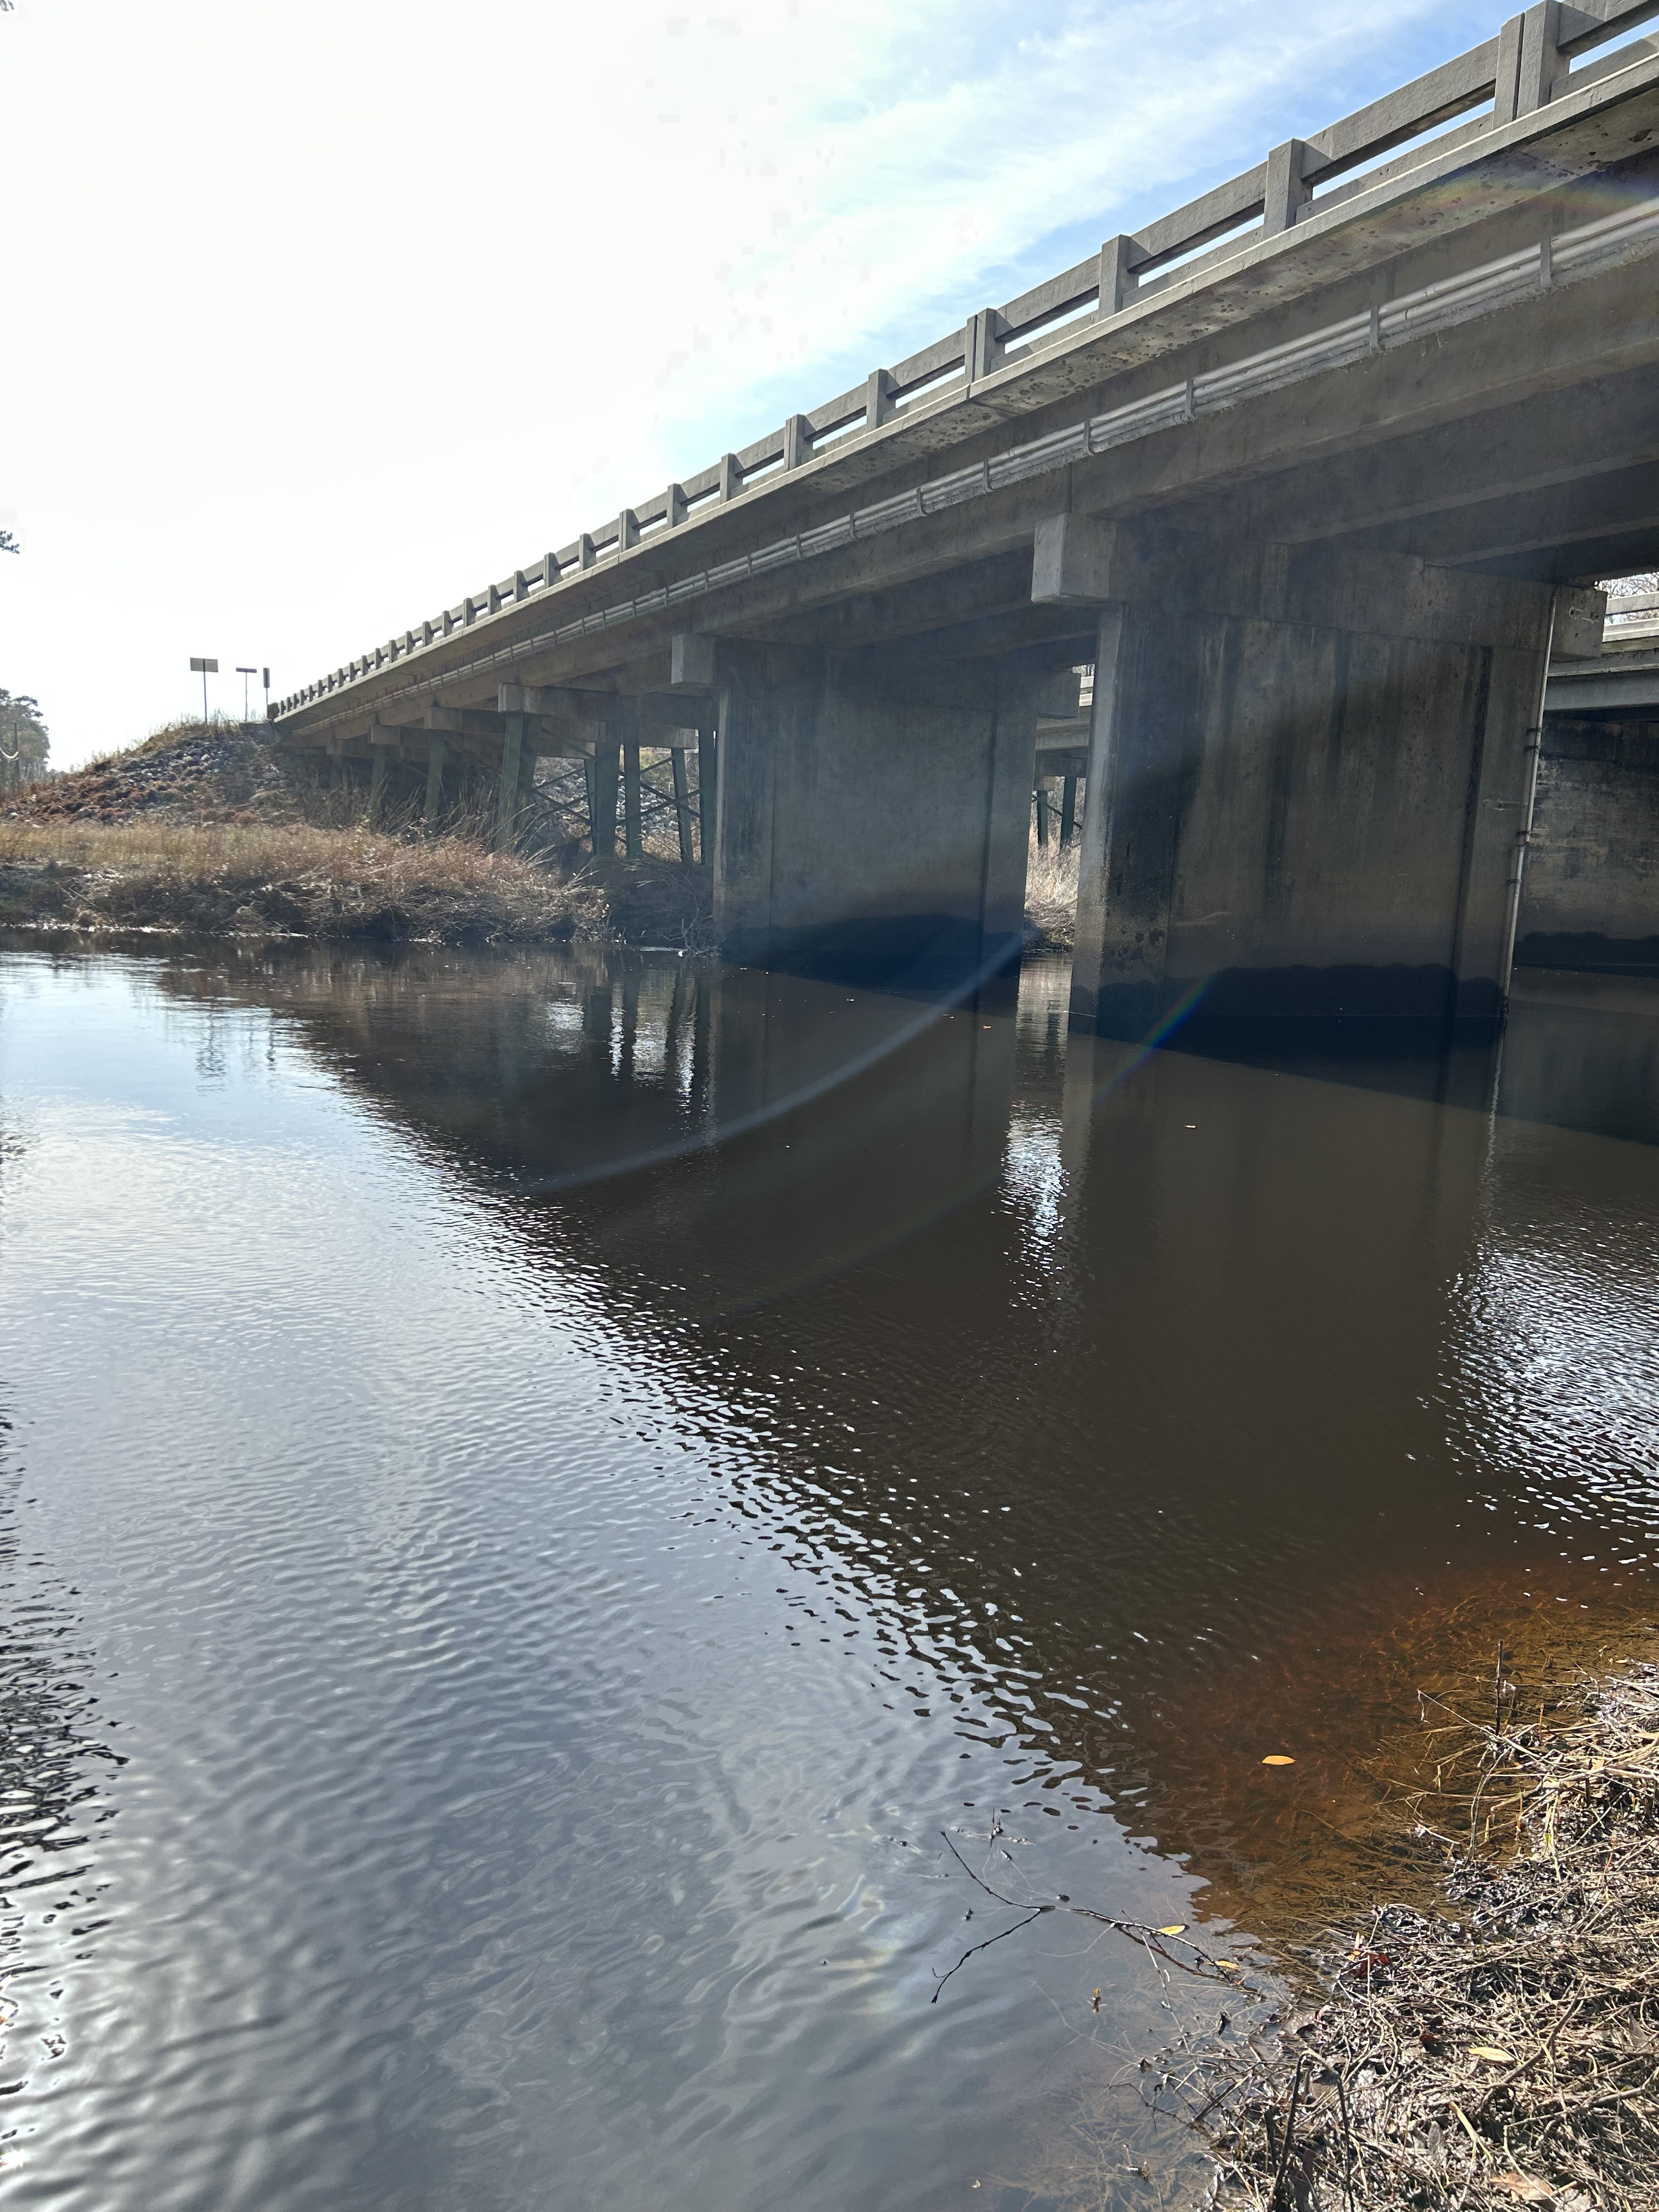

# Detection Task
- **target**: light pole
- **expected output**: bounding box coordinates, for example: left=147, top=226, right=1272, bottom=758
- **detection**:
left=189, top=656, right=218, bottom=723
left=236, top=667, right=257, bottom=724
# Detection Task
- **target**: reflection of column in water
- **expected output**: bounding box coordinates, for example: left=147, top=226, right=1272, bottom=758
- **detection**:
left=583, top=980, right=614, bottom=1075
left=690, top=966, right=712, bottom=1124
left=630, top=967, right=678, bottom=1083
left=618, top=970, right=639, bottom=1083
left=664, top=961, right=694, bottom=1107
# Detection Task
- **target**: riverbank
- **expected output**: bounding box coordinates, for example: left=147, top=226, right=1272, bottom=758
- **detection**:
left=1172, top=1662, right=1659, bottom=2212
left=1, top=719, right=726, bottom=945
left=0, top=817, right=717, bottom=946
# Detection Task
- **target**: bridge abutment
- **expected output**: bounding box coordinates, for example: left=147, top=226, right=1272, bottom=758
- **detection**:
left=1070, top=537, right=1564, bottom=1039
left=712, top=646, right=1038, bottom=991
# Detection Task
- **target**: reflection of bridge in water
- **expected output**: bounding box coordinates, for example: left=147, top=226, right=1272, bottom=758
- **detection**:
left=155, top=943, right=1659, bottom=1925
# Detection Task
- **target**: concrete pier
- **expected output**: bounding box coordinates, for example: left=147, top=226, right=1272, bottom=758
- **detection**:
left=1519, top=716, right=1659, bottom=973
left=1068, top=532, right=1588, bottom=1035
left=713, top=645, right=1039, bottom=989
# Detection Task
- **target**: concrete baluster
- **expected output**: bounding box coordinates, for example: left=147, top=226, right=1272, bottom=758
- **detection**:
left=1262, top=139, right=1312, bottom=234
left=1496, top=3, right=1564, bottom=122
left=782, top=416, right=811, bottom=471
left=967, top=309, right=1006, bottom=385
left=1098, top=236, right=1136, bottom=317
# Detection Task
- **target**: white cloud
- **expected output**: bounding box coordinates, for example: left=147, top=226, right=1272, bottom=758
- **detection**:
left=0, top=0, right=1496, bottom=763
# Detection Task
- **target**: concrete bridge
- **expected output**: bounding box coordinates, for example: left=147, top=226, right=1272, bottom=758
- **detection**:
left=272, top=1, right=1659, bottom=1031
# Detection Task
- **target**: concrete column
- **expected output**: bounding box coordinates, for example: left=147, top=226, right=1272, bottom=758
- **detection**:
left=670, top=745, right=695, bottom=865
left=368, top=743, right=389, bottom=820
left=591, top=729, right=620, bottom=857
left=1059, top=775, right=1078, bottom=849
left=713, top=644, right=1039, bottom=990
left=1070, top=536, right=1570, bottom=1037
left=623, top=737, right=643, bottom=857
left=1517, top=710, right=1659, bottom=972
left=423, top=735, right=447, bottom=829
left=1035, top=786, right=1050, bottom=849
left=496, top=713, right=525, bottom=848
left=697, top=729, right=716, bottom=866
left=518, top=735, right=537, bottom=826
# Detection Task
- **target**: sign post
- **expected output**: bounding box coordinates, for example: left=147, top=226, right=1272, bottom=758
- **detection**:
left=236, top=667, right=257, bottom=724
left=189, top=657, right=218, bottom=722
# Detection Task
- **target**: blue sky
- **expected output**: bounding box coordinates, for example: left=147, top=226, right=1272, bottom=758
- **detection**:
left=2, top=0, right=1502, bottom=764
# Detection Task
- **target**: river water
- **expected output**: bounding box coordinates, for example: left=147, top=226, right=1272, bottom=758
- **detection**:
left=1, top=940, right=1657, bottom=2211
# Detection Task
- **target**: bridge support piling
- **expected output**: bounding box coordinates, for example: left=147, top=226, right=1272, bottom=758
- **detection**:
left=591, top=730, right=620, bottom=858
left=713, top=646, right=1037, bottom=990
left=496, top=713, right=526, bottom=848
left=697, top=729, right=716, bottom=867
left=367, top=742, right=389, bottom=821
left=1519, top=712, right=1659, bottom=972
left=424, top=735, right=447, bottom=830
left=670, top=744, right=695, bottom=865
left=623, top=737, right=643, bottom=858
left=1070, top=539, right=1577, bottom=1039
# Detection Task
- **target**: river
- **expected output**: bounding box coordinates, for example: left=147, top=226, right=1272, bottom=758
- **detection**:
left=1, top=940, right=1657, bottom=2211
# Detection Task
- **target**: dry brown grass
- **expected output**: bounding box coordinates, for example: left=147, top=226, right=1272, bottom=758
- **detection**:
left=1027, top=829, right=1081, bottom=946
left=1156, top=1664, right=1659, bottom=2212
left=0, top=815, right=612, bottom=944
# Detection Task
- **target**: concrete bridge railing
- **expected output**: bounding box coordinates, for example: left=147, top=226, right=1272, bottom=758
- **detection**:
left=272, top=0, right=1659, bottom=724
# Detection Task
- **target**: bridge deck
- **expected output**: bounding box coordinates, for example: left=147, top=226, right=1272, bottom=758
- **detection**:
left=274, top=2, right=1659, bottom=741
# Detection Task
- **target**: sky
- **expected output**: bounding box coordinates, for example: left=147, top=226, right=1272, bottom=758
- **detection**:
left=2, top=0, right=1504, bottom=768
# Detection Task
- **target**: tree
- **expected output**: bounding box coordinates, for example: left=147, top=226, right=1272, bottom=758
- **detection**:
left=0, top=690, right=49, bottom=792
left=0, top=531, right=18, bottom=556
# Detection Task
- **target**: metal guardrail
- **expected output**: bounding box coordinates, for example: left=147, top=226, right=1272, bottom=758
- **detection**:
left=275, top=0, right=1659, bottom=723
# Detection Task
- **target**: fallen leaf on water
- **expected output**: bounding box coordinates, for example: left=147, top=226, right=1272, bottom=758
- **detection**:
left=1261, top=1755, right=1296, bottom=1767
left=1216, top=1959, right=1242, bottom=1973
left=1091, top=1988, right=1101, bottom=2012
left=1489, top=2176, right=1551, bottom=2201
left=1156, top=1924, right=1188, bottom=1936
left=1470, top=2046, right=1516, bottom=2064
